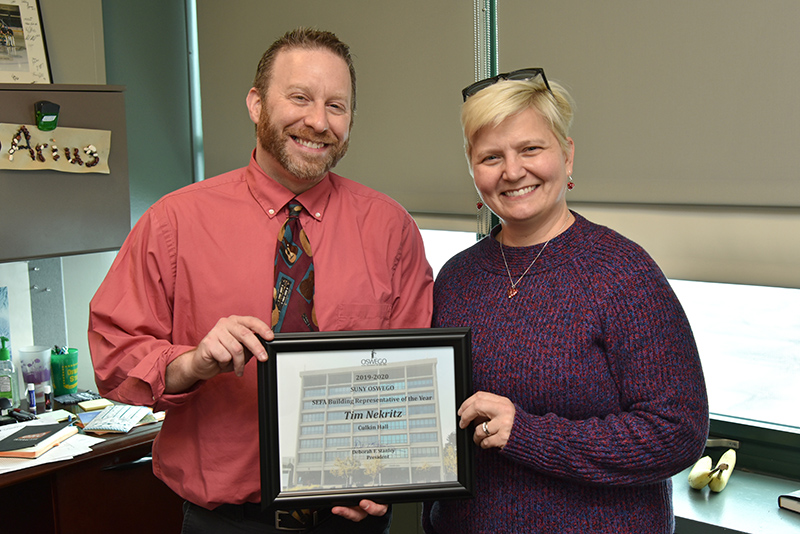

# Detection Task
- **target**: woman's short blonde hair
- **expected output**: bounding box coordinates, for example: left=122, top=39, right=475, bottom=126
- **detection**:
left=461, top=77, right=575, bottom=167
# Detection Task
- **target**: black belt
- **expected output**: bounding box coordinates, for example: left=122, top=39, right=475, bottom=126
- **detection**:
left=215, top=502, right=332, bottom=531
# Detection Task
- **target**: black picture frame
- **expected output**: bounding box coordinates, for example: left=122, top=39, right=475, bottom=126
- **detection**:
left=257, top=327, right=473, bottom=509
left=0, top=0, right=52, bottom=83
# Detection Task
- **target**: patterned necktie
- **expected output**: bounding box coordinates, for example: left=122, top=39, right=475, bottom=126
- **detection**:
left=272, top=202, right=318, bottom=333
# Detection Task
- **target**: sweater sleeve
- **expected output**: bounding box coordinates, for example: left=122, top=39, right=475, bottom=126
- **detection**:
left=500, top=251, right=709, bottom=486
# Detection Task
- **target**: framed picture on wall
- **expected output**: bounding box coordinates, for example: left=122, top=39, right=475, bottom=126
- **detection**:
left=0, top=0, right=51, bottom=83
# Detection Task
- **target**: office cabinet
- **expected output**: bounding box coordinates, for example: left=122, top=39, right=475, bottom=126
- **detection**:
left=0, top=84, right=130, bottom=262
left=0, top=424, right=183, bottom=533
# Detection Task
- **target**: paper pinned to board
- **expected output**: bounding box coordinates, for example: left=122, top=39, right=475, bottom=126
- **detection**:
left=0, top=123, right=111, bottom=174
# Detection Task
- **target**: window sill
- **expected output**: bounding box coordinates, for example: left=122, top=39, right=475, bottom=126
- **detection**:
left=673, top=467, right=800, bottom=533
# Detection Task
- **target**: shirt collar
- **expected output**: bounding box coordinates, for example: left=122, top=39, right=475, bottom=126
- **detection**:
left=245, top=149, right=332, bottom=222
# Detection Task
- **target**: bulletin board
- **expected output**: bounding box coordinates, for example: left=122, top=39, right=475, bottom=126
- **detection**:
left=0, top=84, right=129, bottom=262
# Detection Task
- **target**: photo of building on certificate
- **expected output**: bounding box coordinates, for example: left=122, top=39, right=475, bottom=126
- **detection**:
left=277, top=346, right=458, bottom=491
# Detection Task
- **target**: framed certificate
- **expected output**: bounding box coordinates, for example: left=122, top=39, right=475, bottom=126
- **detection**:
left=257, top=328, right=473, bottom=508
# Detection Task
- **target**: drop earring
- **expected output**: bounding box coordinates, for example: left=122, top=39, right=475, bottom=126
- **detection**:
left=477, top=197, right=491, bottom=236
left=567, top=175, right=575, bottom=191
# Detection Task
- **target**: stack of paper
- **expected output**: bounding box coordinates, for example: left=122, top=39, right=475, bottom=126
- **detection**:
left=82, top=404, right=155, bottom=434
left=0, top=420, right=103, bottom=475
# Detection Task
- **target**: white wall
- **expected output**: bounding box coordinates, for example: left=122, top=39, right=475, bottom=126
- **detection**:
left=39, top=0, right=105, bottom=85
left=62, top=252, right=116, bottom=391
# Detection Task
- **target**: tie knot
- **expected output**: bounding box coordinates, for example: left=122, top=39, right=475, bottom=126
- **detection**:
left=287, top=202, right=303, bottom=219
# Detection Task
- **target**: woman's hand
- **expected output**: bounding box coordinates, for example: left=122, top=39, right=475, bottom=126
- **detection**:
left=458, top=391, right=516, bottom=449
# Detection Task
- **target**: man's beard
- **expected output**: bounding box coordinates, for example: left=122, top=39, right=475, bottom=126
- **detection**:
left=257, top=108, right=349, bottom=182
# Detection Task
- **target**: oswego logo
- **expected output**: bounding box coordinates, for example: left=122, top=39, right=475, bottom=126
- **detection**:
left=362, top=349, right=388, bottom=366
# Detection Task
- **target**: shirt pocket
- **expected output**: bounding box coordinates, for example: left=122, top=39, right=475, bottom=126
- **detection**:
left=334, top=303, right=392, bottom=331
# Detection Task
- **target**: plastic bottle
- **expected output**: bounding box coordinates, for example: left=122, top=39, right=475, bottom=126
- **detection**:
left=0, top=336, right=20, bottom=410
left=26, top=383, right=36, bottom=413
left=43, top=384, right=53, bottom=412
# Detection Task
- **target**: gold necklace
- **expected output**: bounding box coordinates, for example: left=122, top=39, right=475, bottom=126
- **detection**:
left=499, top=213, right=571, bottom=299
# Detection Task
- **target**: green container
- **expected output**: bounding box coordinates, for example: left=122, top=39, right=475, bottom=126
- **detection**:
left=51, top=348, right=79, bottom=397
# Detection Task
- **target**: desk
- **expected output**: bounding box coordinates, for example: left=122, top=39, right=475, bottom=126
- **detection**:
left=0, top=422, right=184, bottom=533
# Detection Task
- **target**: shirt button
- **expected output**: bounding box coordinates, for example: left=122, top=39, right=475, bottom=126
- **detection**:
left=315, top=212, right=321, bottom=218
left=268, top=209, right=275, bottom=215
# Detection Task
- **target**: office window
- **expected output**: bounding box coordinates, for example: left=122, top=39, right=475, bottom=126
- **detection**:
left=380, top=395, right=406, bottom=404
left=408, top=378, right=434, bottom=389
left=381, top=421, right=407, bottom=430
left=411, top=432, right=439, bottom=443
left=299, top=439, right=322, bottom=449
left=420, top=226, right=800, bottom=476
left=325, top=451, right=349, bottom=461
left=303, top=387, right=326, bottom=398
left=327, top=397, right=349, bottom=407
left=380, top=434, right=408, bottom=445
left=355, top=435, right=378, bottom=447
left=420, top=229, right=477, bottom=279
left=303, top=375, right=326, bottom=387
left=380, top=380, right=406, bottom=391
left=300, top=425, right=323, bottom=436
left=326, top=437, right=350, bottom=448
left=328, top=372, right=351, bottom=384
left=353, top=396, right=378, bottom=407
left=384, top=367, right=406, bottom=380
left=410, top=418, right=437, bottom=429
left=411, top=446, right=440, bottom=458
left=406, top=364, right=434, bottom=378
left=670, top=280, right=800, bottom=430
left=410, top=404, right=436, bottom=415
left=422, top=229, right=800, bottom=426
left=326, top=423, right=350, bottom=434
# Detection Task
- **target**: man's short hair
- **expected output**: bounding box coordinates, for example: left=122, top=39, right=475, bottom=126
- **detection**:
left=253, top=27, right=357, bottom=112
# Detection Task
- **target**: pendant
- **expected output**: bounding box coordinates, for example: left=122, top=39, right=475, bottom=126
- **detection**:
left=507, top=287, right=518, bottom=299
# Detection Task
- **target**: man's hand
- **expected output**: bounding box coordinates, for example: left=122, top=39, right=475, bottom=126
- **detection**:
left=165, top=315, right=273, bottom=393
left=331, top=500, right=388, bottom=522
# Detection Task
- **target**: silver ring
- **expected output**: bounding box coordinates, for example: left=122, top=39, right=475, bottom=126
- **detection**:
left=482, top=421, right=491, bottom=436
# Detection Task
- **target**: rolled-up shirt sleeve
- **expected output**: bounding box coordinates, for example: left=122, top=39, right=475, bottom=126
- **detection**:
left=88, top=207, right=196, bottom=410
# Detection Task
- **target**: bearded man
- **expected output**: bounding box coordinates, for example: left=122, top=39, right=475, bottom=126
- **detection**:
left=88, top=28, right=433, bottom=534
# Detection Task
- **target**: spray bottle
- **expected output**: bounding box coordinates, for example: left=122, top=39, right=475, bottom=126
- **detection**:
left=0, top=336, right=19, bottom=411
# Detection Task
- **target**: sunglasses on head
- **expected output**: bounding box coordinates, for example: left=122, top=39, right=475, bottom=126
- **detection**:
left=461, top=67, right=552, bottom=102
